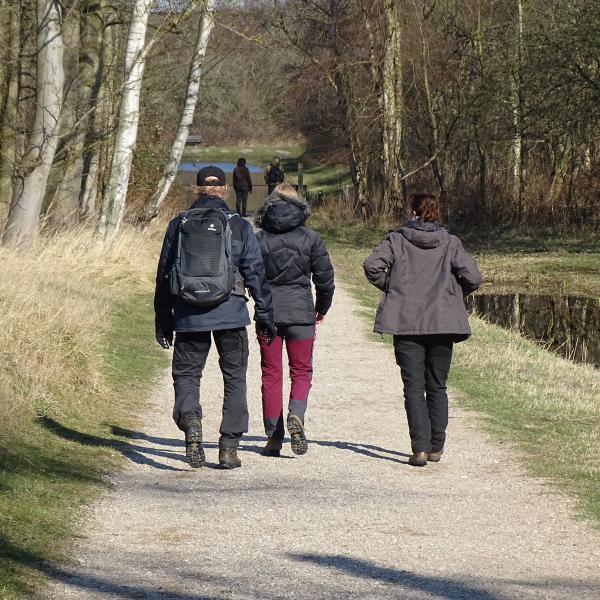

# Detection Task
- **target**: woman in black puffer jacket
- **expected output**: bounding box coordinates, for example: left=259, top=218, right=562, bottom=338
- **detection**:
left=255, top=183, right=335, bottom=457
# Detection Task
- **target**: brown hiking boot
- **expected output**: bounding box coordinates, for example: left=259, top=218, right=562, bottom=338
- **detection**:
left=183, top=414, right=205, bottom=469
left=218, top=447, right=241, bottom=469
left=408, top=452, right=428, bottom=467
left=261, top=437, right=283, bottom=457
left=287, top=414, right=308, bottom=455
left=428, top=449, right=444, bottom=462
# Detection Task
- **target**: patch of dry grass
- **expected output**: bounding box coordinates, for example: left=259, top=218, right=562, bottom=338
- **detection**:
left=0, top=226, right=160, bottom=424
left=0, top=225, right=168, bottom=598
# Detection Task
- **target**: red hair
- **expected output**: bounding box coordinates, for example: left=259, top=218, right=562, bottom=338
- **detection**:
left=410, top=193, right=441, bottom=223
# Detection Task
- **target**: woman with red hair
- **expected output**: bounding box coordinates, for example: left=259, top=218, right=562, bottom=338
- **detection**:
left=363, top=194, right=482, bottom=467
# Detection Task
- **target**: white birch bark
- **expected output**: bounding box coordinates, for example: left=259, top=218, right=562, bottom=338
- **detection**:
left=98, top=0, right=153, bottom=240
left=142, top=0, right=215, bottom=223
left=2, top=0, right=64, bottom=247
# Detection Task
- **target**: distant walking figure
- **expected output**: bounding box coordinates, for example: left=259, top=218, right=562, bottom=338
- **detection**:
left=233, top=157, right=252, bottom=217
left=255, top=183, right=335, bottom=457
left=264, top=156, right=285, bottom=195
left=363, top=194, right=482, bottom=467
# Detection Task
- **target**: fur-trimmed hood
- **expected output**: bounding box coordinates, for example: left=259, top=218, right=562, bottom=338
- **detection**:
left=254, top=189, right=311, bottom=233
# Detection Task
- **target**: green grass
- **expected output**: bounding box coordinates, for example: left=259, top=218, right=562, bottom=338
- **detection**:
left=0, top=294, right=168, bottom=599
left=184, top=143, right=352, bottom=196
left=313, top=217, right=600, bottom=525
left=313, top=216, right=600, bottom=298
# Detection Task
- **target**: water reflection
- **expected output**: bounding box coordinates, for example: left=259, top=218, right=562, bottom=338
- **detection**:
left=466, top=293, right=600, bottom=367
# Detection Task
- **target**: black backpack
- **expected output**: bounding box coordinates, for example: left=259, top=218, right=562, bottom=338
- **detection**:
left=169, top=207, right=236, bottom=307
left=268, top=164, right=282, bottom=183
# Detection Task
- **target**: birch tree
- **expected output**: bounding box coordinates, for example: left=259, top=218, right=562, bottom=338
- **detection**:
left=142, top=0, right=216, bottom=224
left=98, top=0, right=154, bottom=240
left=2, top=0, right=64, bottom=247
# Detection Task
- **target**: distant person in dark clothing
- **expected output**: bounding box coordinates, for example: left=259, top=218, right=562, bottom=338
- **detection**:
left=154, top=166, right=275, bottom=470
left=264, top=156, right=285, bottom=195
left=255, top=183, right=335, bottom=457
left=233, top=157, right=252, bottom=217
left=363, top=194, right=482, bottom=467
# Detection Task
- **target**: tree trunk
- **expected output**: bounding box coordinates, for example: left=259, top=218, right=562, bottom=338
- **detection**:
left=142, top=0, right=215, bottom=224
left=0, top=0, right=20, bottom=223
left=2, top=0, right=64, bottom=247
left=98, top=0, right=153, bottom=241
left=382, top=0, right=403, bottom=214
left=80, top=3, right=118, bottom=219
left=45, top=4, right=81, bottom=223
left=512, top=0, right=527, bottom=224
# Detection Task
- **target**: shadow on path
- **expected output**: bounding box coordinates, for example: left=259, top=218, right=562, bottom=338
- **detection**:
left=290, top=552, right=500, bottom=600
left=110, top=428, right=410, bottom=464
left=39, top=417, right=188, bottom=472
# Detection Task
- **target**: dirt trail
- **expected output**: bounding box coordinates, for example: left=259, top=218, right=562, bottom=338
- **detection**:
left=39, top=284, right=600, bottom=599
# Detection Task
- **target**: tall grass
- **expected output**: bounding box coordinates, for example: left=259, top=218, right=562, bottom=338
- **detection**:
left=0, top=226, right=168, bottom=599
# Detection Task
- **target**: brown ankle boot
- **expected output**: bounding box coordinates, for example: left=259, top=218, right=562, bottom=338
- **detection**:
left=428, top=449, right=444, bottom=462
left=219, top=447, right=241, bottom=469
left=261, top=437, right=283, bottom=457
left=408, top=452, right=428, bottom=467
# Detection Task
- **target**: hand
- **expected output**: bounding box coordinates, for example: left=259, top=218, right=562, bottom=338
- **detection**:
left=256, top=320, right=277, bottom=345
left=156, top=332, right=173, bottom=350
left=315, top=312, right=325, bottom=325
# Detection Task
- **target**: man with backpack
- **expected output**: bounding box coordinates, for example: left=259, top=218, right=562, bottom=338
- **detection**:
left=154, top=166, right=276, bottom=470
left=264, top=156, right=285, bottom=195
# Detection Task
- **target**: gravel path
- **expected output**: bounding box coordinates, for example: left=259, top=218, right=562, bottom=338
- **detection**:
left=38, top=284, right=600, bottom=599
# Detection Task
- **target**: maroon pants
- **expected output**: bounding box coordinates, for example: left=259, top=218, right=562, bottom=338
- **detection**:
left=258, top=325, right=315, bottom=440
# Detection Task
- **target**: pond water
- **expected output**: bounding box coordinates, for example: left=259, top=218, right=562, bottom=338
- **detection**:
left=466, top=293, right=600, bottom=367
left=178, top=161, right=263, bottom=173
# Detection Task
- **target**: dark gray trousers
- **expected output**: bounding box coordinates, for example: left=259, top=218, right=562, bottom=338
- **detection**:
left=172, top=328, right=249, bottom=449
left=235, top=189, right=249, bottom=216
left=393, top=335, right=453, bottom=453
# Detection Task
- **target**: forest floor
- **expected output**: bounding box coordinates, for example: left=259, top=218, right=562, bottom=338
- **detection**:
left=36, top=282, right=600, bottom=600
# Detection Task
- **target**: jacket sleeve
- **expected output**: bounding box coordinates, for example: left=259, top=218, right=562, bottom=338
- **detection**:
left=154, top=219, right=178, bottom=335
left=363, top=236, right=394, bottom=291
left=245, top=167, right=253, bottom=192
left=310, top=233, right=335, bottom=315
left=238, top=221, right=273, bottom=323
left=264, top=165, right=270, bottom=183
left=451, top=238, right=483, bottom=296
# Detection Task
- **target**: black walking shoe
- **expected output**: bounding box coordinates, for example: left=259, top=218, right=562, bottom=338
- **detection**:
left=261, top=437, right=283, bottom=457
left=183, top=414, right=205, bottom=468
left=287, top=414, right=308, bottom=455
left=218, top=448, right=241, bottom=469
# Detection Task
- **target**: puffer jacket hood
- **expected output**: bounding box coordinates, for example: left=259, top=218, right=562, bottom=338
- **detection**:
left=255, top=190, right=311, bottom=233
left=400, top=221, right=449, bottom=250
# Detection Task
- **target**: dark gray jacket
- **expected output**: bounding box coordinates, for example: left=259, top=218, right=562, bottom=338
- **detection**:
left=154, top=195, right=273, bottom=334
left=255, top=191, right=334, bottom=326
left=363, top=222, right=482, bottom=340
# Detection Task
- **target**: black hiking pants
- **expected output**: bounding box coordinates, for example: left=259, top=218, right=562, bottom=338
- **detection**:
left=393, top=335, right=454, bottom=453
left=235, top=189, right=249, bottom=216
left=172, top=328, right=249, bottom=449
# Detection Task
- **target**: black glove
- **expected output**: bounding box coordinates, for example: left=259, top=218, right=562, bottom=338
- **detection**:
left=256, top=320, right=277, bottom=345
left=156, top=331, right=173, bottom=350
